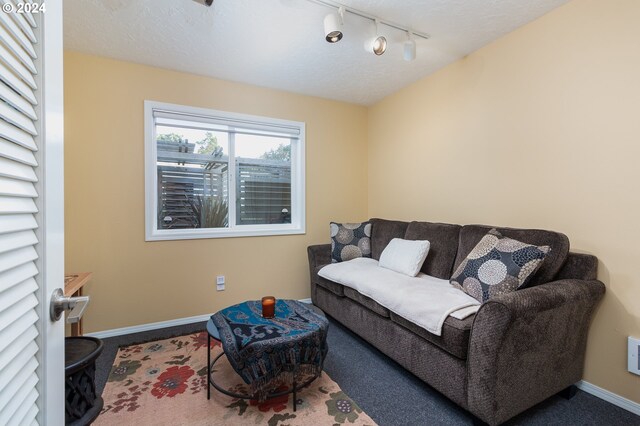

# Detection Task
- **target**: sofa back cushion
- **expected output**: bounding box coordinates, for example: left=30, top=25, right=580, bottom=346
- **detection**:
left=453, top=225, right=570, bottom=287
left=404, top=221, right=461, bottom=279
left=370, top=218, right=409, bottom=260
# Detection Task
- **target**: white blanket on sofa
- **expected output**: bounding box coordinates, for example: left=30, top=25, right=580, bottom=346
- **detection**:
left=318, top=258, right=480, bottom=336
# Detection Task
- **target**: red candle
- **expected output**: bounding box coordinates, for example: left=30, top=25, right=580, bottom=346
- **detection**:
left=261, top=296, right=276, bottom=318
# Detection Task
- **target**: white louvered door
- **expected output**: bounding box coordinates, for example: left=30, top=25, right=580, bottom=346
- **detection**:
left=0, top=2, right=64, bottom=425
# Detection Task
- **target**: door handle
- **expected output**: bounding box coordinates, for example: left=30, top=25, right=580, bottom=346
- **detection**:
left=50, top=288, right=90, bottom=323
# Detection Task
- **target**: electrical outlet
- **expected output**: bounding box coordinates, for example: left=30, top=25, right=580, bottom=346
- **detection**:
left=216, top=275, right=225, bottom=291
left=629, top=336, right=640, bottom=376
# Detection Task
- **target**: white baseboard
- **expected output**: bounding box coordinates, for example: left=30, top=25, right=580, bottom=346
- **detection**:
left=577, top=380, right=640, bottom=416
left=299, top=298, right=312, bottom=304
left=85, top=298, right=314, bottom=339
left=85, top=313, right=212, bottom=339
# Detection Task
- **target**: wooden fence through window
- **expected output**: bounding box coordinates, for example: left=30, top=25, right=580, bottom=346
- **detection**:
left=157, top=141, right=291, bottom=228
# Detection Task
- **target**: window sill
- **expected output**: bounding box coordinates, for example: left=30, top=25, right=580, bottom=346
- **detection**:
left=145, top=225, right=305, bottom=241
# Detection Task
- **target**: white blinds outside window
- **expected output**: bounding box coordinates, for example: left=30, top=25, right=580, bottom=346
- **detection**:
left=0, top=5, right=41, bottom=425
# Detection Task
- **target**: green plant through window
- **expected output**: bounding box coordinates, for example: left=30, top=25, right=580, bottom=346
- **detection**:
left=189, top=196, right=229, bottom=228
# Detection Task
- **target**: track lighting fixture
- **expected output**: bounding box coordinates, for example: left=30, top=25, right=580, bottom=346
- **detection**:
left=403, top=32, right=416, bottom=61
left=324, top=6, right=344, bottom=43
left=364, top=19, right=387, bottom=56
left=307, top=0, right=429, bottom=60
left=192, top=0, right=214, bottom=6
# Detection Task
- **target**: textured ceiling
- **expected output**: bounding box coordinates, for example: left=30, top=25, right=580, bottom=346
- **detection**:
left=63, top=0, right=570, bottom=105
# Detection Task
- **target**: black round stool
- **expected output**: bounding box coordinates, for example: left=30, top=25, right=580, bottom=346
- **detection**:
left=65, top=336, right=104, bottom=426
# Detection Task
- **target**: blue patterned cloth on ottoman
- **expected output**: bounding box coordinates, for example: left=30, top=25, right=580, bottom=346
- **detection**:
left=210, top=300, right=328, bottom=400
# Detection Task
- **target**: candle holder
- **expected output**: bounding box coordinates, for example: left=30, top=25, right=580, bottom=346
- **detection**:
left=261, top=296, right=276, bottom=318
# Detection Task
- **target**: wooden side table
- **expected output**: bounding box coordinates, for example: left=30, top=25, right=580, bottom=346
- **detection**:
left=64, top=272, right=92, bottom=336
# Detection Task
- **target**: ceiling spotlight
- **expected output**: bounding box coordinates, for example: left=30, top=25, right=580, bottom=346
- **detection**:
left=324, top=6, right=344, bottom=43
left=403, top=32, right=416, bottom=61
left=364, top=19, right=387, bottom=55
left=192, top=0, right=214, bottom=6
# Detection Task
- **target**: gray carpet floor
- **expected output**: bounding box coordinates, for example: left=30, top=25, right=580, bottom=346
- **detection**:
left=94, top=316, right=640, bottom=426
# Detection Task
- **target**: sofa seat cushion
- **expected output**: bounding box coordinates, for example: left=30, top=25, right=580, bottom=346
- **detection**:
left=319, top=258, right=479, bottom=336
left=390, top=311, right=474, bottom=360
left=344, top=287, right=390, bottom=317
left=313, top=265, right=345, bottom=297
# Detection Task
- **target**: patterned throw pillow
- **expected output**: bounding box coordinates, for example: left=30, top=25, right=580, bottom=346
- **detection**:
left=450, top=229, right=550, bottom=303
left=330, top=222, right=372, bottom=263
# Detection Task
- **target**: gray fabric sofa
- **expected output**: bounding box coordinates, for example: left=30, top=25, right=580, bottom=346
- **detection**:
left=307, top=218, right=605, bottom=425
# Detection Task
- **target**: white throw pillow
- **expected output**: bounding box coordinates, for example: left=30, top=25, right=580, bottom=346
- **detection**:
left=378, top=238, right=430, bottom=277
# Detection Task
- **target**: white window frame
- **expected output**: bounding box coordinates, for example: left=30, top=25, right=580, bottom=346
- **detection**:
left=144, top=101, right=305, bottom=241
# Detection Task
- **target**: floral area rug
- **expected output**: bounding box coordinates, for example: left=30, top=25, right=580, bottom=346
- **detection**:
left=95, top=331, right=376, bottom=426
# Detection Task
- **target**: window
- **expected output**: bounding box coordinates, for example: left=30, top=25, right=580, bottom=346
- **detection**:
left=144, top=101, right=305, bottom=240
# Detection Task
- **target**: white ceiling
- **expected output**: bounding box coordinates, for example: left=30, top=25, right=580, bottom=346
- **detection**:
left=63, top=0, right=570, bottom=106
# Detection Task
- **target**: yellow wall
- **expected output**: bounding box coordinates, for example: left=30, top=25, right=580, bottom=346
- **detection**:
left=368, top=0, right=639, bottom=403
left=64, top=52, right=368, bottom=332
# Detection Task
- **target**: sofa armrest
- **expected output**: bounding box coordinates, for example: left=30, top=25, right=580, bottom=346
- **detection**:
left=307, top=244, right=331, bottom=303
left=307, top=244, right=331, bottom=269
left=466, top=279, right=605, bottom=425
